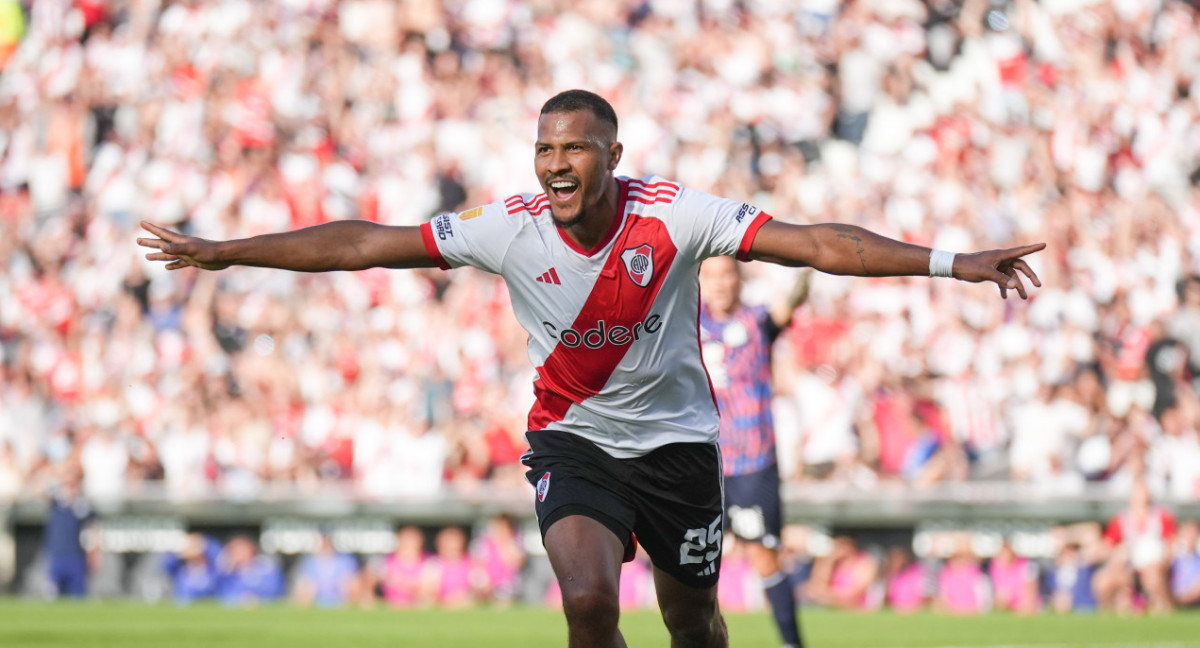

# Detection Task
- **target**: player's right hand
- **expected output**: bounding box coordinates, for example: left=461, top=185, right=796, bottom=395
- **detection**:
left=137, top=221, right=230, bottom=271
left=951, top=242, right=1045, bottom=299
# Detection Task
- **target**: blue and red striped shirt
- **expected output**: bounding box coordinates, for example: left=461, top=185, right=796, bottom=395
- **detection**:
left=699, top=303, right=782, bottom=475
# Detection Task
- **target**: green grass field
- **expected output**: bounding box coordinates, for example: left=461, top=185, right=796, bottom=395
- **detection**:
left=2, top=601, right=1199, bottom=648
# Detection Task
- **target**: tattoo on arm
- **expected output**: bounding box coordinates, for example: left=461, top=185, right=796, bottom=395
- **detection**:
left=833, top=226, right=868, bottom=272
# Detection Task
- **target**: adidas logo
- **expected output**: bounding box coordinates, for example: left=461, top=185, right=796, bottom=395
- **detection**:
left=535, top=268, right=562, bottom=285
left=696, top=562, right=716, bottom=577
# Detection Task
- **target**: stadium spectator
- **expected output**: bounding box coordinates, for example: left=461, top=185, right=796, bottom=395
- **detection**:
left=378, top=525, right=434, bottom=608
left=77, top=423, right=129, bottom=502
left=1095, top=479, right=1177, bottom=613
left=161, top=532, right=222, bottom=605
left=716, top=538, right=763, bottom=614
left=1170, top=520, right=1200, bottom=609
left=1046, top=522, right=1107, bottom=614
left=1151, top=401, right=1200, bottom=502
left=425, top=526, right=482, bottom=609
left=1168, top=276, right=1200, bottom=391
left=1009, top=372, right=1097, bottom=487
left=789, top=362, right=868, bottom=482
left=292, top=533, right=363, bottom=608
left=544, top=545, right=655, bottom=612
left=0, top=442, right=21, bottom=502
left=883, top=545, right=930, bottom=614
left=1145, top=320, right=1192, bottom=421
left=934, top=539, right=990, bottom=615
left=806, top=536, right=881, bottom=611
left=617, top=548, right=655, bottom=611
left=988, top=540, right=1040, bottom=614
left=469, top=514, right=526, bottom=606
left=865, top=375, right=946, bottom=483
left=215, top=535, right=285, bottom=607
left=1048, top=542, right=1092, bottom=614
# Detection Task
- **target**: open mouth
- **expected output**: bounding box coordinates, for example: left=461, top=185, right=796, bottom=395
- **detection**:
left=548, top=179, right=579, bottom=202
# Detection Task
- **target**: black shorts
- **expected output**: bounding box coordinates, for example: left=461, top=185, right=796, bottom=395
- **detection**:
left=522, top=429, right=724, bottom=590
left=723, top=463, right=783, bottom=549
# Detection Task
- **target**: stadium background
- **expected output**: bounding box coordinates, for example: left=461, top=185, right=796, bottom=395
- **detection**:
left=1, top=0, right=1200, bottom=625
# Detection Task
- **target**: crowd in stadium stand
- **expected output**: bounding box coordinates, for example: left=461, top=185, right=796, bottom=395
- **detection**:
left=1, top=0, right=1200, bottom=610
left=18, top=492, right=1200, bottom=612
left=32, top=496, right=1197, bottom=613
left=25, top=479, right=1195, bottom=613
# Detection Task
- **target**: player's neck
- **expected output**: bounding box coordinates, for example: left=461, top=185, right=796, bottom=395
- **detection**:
left=560, top=177, right=620, bottom=251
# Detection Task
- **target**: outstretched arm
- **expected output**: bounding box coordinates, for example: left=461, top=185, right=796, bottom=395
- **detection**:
left=137, top=220, right=439, bottom=272
left=747, top=220, right=1044, bottom=299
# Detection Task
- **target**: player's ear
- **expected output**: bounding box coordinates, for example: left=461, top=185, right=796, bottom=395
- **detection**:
left=608, top=141, right=623, bottom=171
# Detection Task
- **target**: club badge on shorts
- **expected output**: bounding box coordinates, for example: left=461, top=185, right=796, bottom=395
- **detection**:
left=621, top=244, right=654, bottom=287
left=536, top=471, right=551, bottom=502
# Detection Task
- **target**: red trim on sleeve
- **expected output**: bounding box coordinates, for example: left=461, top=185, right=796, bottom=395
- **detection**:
left=736, top=211, right=772, bottom=262
left=419, top=222, right=451, bottom=270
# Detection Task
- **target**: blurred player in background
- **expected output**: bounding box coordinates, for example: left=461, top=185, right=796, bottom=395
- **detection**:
left=140, top=89, right=1044, bottom=648
left=161, top=532, right=221, bottom=604
left=700, top=257, right=810, bottom=648
left=42, top=470, right=94, bottom=598
left=292, top=533, right=362, bottom=608
left=215, top=535, right=285, bottom=607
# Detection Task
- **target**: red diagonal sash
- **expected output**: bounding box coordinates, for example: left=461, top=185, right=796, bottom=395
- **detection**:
left=528, top=214, right=679, bottom=430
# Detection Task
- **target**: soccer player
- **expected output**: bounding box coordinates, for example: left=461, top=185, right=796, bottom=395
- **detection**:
left=699, top=256, right=810, bottom=648
left=42, top=471, right=94, bottom=599
left=139, top=89, right=1043, bottom=648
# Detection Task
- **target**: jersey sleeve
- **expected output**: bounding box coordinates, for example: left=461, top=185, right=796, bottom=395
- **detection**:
left=667, top=184, right=772, bottom=262
left=418, top=202, right=515, bottom=274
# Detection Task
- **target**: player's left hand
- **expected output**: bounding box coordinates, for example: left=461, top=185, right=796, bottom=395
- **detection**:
left=952, top=243, right=1046, bottom=299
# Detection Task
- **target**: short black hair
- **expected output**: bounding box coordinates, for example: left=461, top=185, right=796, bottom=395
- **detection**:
left=540, top=89, right=618, bottom=135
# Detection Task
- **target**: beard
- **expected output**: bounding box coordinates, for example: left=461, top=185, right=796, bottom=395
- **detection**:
left=549, top=204, right=587, bottom=229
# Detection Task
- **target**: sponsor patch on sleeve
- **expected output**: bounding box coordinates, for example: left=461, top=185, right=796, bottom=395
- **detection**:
left=734, top=203, right=759, bottom=224
left=433, top=212, right=455, bottom=240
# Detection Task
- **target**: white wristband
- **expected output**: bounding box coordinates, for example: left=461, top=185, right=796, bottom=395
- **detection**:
left=929, top=249, right=955, bottom=278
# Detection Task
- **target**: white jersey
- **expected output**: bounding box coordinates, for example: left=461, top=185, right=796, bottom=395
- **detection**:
left=419, top=176, right=771, bottom=458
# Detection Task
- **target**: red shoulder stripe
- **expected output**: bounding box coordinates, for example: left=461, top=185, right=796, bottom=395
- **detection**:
left=627, top=179, right=681, bottom=192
